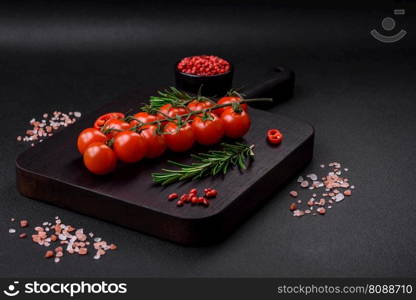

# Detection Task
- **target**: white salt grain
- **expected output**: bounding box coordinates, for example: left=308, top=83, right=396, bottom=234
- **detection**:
left=335, top=193, right=345, bottom=202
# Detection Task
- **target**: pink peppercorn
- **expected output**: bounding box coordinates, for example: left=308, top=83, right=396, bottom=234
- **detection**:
left=177, top=55, right=230, bottom=76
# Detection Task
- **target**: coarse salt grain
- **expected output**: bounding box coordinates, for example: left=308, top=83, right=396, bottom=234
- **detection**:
left=335, top=193, right=345, bottom=202
left=10, top=217, right=117, bottom=263
left=289, top=191, right=298, bottom=197
left=306, top=173, right=318, bottom=181
left=17, top=111, right=82, bottom=146
left=293, top=210, right=305, bottom=217
left=288, top=162, right=355, bottom=218
left=300, top=180, right=309, bottom=188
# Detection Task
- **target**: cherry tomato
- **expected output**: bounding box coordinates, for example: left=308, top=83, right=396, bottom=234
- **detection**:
left=94, top=112, right=125, bottom=129
left=214, top=96, right=248, bottom=116
left=192, top=113, right=224, bottom=145
left=157, top=104, right=189, bottom=120
left=129, top=112, right=158, bottom=127
left=113, top=131, right=147, bottom=163
left=267, top=129, right=283, bottom=145
left=220, top=108, right=251, bottom=139
left=102, top=119, right=130, bottom=138
left=83, top=142, right=117, bottom=175
left=163, top=122, right=195, bottom=152
left=187, top=99, right=213, bottom=113
left=140, top=125, right=167, bottom=158
left=77, top=128, right=107, bottom=155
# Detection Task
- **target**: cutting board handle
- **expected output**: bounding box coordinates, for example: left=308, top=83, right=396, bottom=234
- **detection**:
left=241, top=66, right=295, bottom=109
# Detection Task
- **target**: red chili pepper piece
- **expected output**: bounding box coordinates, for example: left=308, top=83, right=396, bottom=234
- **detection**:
left=176, top=200, right=184, bottom=207
left=267, top=129, right=283, bottom=145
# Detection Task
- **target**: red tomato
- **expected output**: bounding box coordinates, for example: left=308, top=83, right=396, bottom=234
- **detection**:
left=267, top=129, right=283, bottom=145
left=220, top=108, right=251, bottom=139
left=77, top=128, right=107, bottom=155
left=102, top=119, right=130, bottom=138
left=140, top=125, right=167, bottom=158
left=192, top=113, right=224, bottom=145
left=163, top=122, right=195, bottom=152
left=129, top=112, right=158, bottom=127
left=113, top=131, right=148, bottom=163
left=83, top=142, right=117, bottom=175
left=187, top=99, right=213, bottom=113
left=214, top=96, right=248, bottom=116
left=94, top=112, right=125, bottom=129
left=157, top=104, right=189, bottom=120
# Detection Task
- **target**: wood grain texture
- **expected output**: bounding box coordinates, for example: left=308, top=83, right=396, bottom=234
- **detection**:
left=16, top=88, right=314, bottom=245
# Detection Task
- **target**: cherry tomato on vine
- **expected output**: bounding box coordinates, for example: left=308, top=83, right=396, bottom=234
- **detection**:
left=140, top=125, right=167, bottom=158
left=113, top=131, right=148, bottom=163
left=163, top=122, right=195, bottom=152
left=187, top=99, right=213, bottom=113
left=77, top=128, right=107, bottom=155
left=83, top=142, right=117, bottom=175
left=192, top=113, right=224, bottom=145
left=157, top=104, right=189, bottom=120
left=214, top=96, right=248, bottom=116
left=94, top=112, right=125, bottom=129
left=102, top=119, right=130, bottom=138
left=267, top=129, right=283, bottom=145
left=129, top=112, right=158, bottom=127
left=220, top=108, right=251, bottom=139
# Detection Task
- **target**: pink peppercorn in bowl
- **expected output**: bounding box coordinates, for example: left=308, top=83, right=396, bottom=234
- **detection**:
left=175, top=55, right=234, bottom=97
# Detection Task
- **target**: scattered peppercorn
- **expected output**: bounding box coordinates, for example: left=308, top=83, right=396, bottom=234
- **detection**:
left=205, top=188, right=218, bottom=198
left=168, top=193, right=178, bottom=201
left=168, top=188, right=218, bottom=207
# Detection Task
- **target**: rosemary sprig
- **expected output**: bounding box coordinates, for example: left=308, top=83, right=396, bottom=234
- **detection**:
left=152, top=142, right=255, bottom=185
left=142, top=87, right=194, bottom=113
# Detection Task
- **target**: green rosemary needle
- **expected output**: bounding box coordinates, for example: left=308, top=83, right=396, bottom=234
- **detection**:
left=152, top=142, right=255, bottom=185
left=142, top=87, right=194, bottom=113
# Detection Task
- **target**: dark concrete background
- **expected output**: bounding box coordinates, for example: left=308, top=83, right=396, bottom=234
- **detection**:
left=0, top=0, right=415, bottom=277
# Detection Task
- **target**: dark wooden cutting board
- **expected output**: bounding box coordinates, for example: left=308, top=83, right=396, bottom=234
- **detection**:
left=16, top=85, right=314, bottom=246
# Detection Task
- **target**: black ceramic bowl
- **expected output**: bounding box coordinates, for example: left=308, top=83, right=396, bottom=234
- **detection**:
left=174, top=59, right=234, bottom=97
